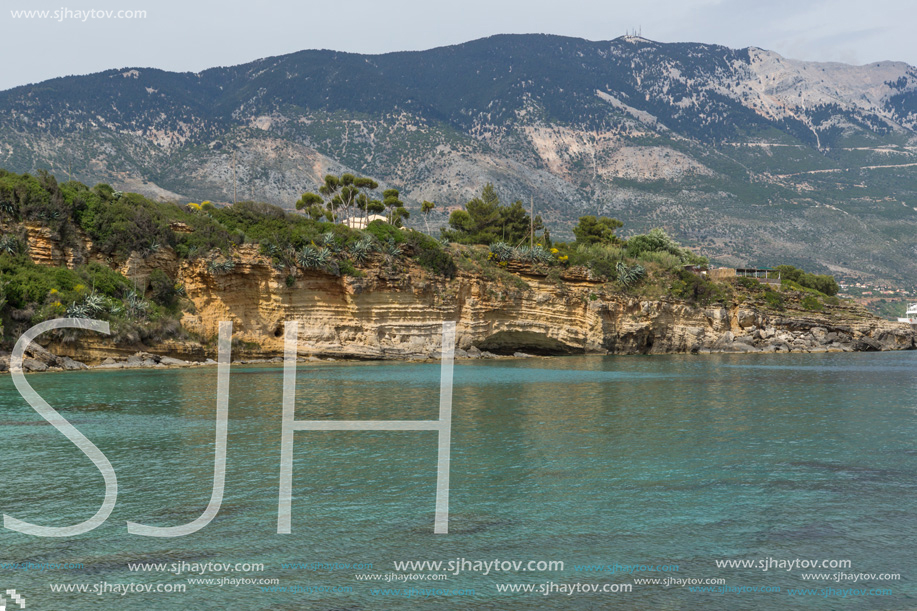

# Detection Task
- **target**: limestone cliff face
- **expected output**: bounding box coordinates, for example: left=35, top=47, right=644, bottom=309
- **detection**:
left=21, top=222, right=94, bottom=268
left=11, top=228, right=915, bottom=361
left=177, top=245, right=608, bottom=358
left=174, top=246, right=916, bottom=359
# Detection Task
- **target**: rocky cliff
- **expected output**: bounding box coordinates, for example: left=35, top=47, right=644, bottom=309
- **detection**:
left=10, top=229, right=916, bottom=367
left=86, top=251, right=917, bottom=361
left=175, top=245, right=915, bottom=359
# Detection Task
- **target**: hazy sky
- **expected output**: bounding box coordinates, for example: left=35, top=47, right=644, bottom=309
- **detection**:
left=1, top=0, right=913, bottom=91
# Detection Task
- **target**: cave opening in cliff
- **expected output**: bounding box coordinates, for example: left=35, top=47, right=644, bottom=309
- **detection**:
left=475, top=331, right=577, bottom=356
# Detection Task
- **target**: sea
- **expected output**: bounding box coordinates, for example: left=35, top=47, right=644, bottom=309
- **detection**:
left=1, top=351, right=915, bottom=609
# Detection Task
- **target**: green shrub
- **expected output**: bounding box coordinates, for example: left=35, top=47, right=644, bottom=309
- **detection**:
left=338, top=259, right=363, bottom=277
left=567, top=242, right=625, bottom=280
left=625, top=228, right=707, bottom=266
left=669, top=269, right=726, bottom=305
left=801, top=295, right=823, bottom=311
left=0, top=171, right=51, bottom=220
left=775, top=265, right=838, bottom=296
left=366, top=220, right=405, bottom=244
left=440, top=184, right=544, bottom=245
left=0, top=254, right=184, bottom=347
left=406, top=231, right=456, bottom=278
left=83, top=262, right=131, bottom=297
left=637, top=250, right=683, bottom=270
left=572, top=215, right=623, bottom=246
left=736, top=276, right=764, bottom=292
left=148, top=269, right=178, bottom=308
left=80, top=192, right=173, bottom=257
left=764, top=290, right=785, bottom=310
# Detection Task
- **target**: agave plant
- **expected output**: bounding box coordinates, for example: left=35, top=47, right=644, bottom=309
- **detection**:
left=512, top=246, right=552, bottom=263
left=616, top=262, right=647, bottom=287
left=315, top=246, right=334, bottom=267
left=263, top=242, right=279, bottom=257
left=65, top=302, right=91, bottom=318
left=83, top=291, right=108, bottom=316
left=0, top=200, right=16, bottom=217
left=616, top=261, right=631, bottom=285
left=297, top=245, right=335, bottom=271
left=489, top=241, right=513, bottom=262
left=0, top=234, right=21, bottom=255
left=319, top=231, right=342, bottom=253
left=382, top=238, right=402, bottom=258
left=530, top=245, right=554, bottom=264
left=262, top=242, right=284, bottom=259
left=207, top=259, right=236, bottom=275
left=124, top=290, right=150, bottom=319
left=297, top=246, right=320, bottom=269
left=265, top=242, right=297, bottom=271
left=64, top=290, right=108, bottom=319
left=349, top=236, right=376, bottom=265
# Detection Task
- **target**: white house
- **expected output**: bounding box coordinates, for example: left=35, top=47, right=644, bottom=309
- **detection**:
left=343, top=214, right=390, bottom=230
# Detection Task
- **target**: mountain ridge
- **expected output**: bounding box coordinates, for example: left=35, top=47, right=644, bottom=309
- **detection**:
left=2, top=34, right=917, bottom=284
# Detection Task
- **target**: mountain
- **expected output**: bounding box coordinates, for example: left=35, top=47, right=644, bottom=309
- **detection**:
left=2, top=34, right=917, bottom=284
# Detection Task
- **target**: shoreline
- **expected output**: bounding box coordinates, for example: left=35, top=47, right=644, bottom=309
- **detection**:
left=3, top=340, right=913, bottom=375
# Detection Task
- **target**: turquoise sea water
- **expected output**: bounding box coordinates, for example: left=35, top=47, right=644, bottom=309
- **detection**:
left=1, top=351, right=916, bottom=610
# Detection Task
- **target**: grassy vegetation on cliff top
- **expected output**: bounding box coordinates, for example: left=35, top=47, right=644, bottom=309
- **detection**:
left=0, top=169, right=845, bottom=348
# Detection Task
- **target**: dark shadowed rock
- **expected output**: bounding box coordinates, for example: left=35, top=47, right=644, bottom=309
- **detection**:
left=60, top=356, right=88, bottom=370
left=855, top=337, right=882, bottom=351
left=24, top=343, right=58, bottom=367
left=22, top=358, right=48, bottom=372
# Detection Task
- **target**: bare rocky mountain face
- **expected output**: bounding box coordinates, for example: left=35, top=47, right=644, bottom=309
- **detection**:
left=1, top=34, right=916, bottom=284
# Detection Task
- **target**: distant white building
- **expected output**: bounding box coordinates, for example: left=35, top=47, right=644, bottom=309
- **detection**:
left=343, top=214, right=389, bottom=230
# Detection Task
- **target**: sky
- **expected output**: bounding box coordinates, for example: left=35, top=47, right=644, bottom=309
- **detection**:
left=1, top=0, right=914, bottom=91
